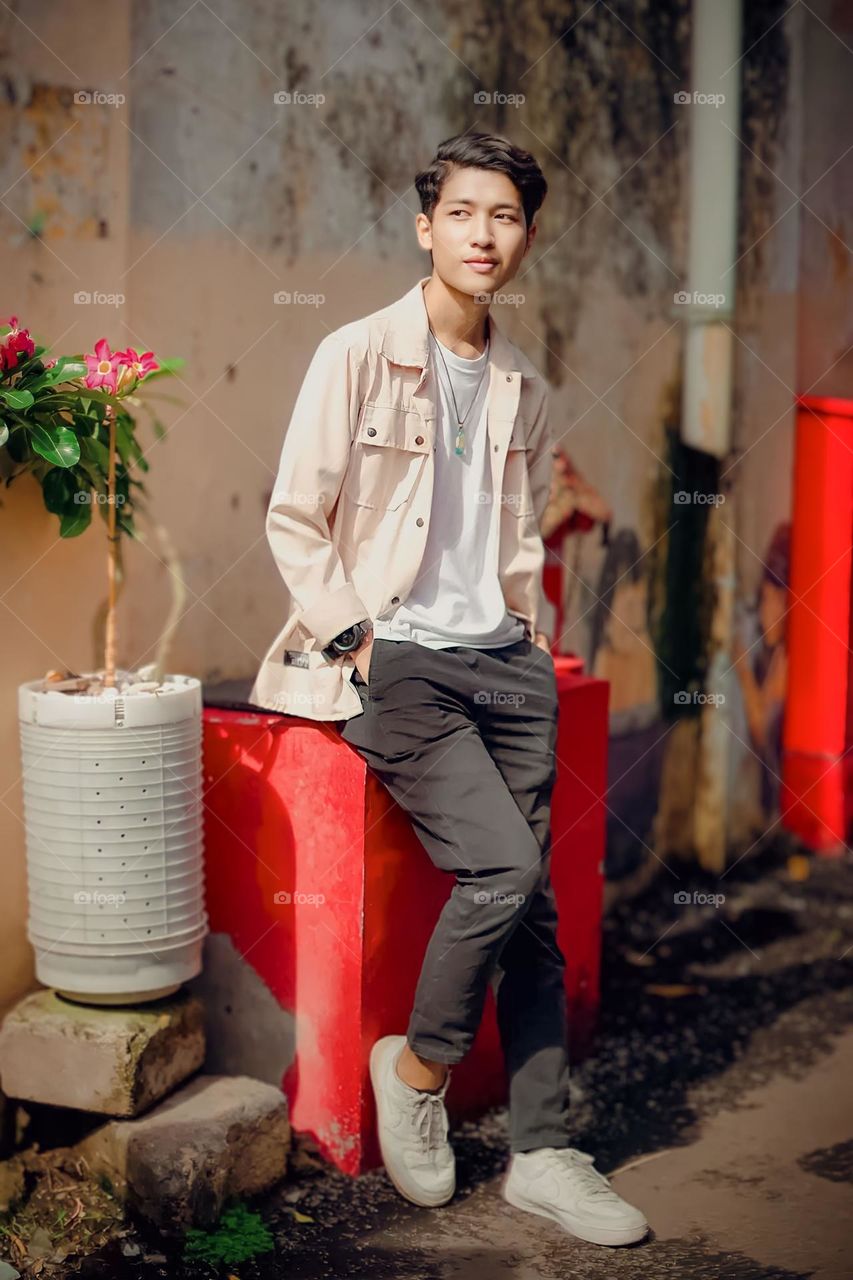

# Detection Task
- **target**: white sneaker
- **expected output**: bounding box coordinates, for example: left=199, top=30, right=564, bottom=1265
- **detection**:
left=502, top=1146, right=649, bottom=1247
left=369, top=1034, right=455, bottom=1207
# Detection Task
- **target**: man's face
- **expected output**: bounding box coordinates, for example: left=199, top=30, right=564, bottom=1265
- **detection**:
left=416, top=165, right=536, bottom=295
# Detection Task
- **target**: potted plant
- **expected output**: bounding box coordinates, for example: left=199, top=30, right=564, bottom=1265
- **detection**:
left=1, top=316, right=208, bottom=1004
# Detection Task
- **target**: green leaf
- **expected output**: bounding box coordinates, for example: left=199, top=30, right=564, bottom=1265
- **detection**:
left=142, top=357, right=185, bottom=381
left=59, top=503, right=92, bottom=537
left=43, top=467, right=76, bottom=514
left=28, top=422, right=81, bottom=468
left=25, top=359, right=88, bottom=392
left=46, top=387, right=119, bottom=408
left=79, top=435, right=111, bottom=472
left=113, top=415, right=139, bottom=465
left=0, top=387, right=35, bottom=409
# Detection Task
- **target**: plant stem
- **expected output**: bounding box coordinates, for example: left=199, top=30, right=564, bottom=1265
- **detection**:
left=104, top=403, right=118, bottom=687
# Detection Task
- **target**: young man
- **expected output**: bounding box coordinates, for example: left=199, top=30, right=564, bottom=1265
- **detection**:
left=250, top=132, right=649, bottom=1248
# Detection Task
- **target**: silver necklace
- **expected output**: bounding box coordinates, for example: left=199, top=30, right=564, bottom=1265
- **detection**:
left=428, top=321, right=491, bottom=457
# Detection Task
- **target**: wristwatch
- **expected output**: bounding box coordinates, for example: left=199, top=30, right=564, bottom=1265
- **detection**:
left=321, top=619, right=372, bottom=663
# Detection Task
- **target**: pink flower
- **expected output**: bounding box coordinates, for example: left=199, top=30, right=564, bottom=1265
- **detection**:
left=84, top=338, right=121, bottom=392
left=115, top=346, right=159, bottom=391
left=1, top=315, right=36, bottom=372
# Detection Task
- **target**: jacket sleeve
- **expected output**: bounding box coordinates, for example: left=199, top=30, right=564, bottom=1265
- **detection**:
left=525, top=382, right=556, bottom=640
left=265, top=331, right=370, bottom=649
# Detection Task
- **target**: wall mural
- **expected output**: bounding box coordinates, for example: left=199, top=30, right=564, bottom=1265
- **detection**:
left=542, top=447, right=668, bottom=881
left=732, top=522, right=790, bottom=819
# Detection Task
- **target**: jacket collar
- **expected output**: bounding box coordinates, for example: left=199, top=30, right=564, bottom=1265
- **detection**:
left=379, top=275, right=521, bottom=375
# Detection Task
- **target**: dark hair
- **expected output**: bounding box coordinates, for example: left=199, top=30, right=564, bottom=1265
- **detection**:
left=414, top=132, right=548, bottom=229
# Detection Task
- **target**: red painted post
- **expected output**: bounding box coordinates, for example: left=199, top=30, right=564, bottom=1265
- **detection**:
left=781, top=395, right=853, bottom=854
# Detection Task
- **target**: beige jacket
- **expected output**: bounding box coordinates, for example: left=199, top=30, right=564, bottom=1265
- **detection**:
left=249, top=275, right=554, bottom=721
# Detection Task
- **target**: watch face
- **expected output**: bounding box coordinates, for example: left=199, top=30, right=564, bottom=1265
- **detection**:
left=338, top=628, right=356, bottom=645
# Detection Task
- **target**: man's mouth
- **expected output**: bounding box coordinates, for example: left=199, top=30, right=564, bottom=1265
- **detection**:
left=464, top=258, right=499, bottom=274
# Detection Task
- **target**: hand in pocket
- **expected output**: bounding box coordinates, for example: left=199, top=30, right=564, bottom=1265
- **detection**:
left=353, top=638, right=374, bottom=685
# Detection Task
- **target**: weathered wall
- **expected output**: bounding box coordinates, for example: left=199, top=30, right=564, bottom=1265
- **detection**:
left=1, top=0, right=850, bottom=1009
left=0, top=1, right=132, bottom=1009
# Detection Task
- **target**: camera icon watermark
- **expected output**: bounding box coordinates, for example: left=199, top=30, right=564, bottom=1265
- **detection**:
left=271, top=488, right=323, bottom=508
left=673, top=290, right=727, bottom=308
left=273, top=291, right=325, bottom=307
left=73, top=491, right=126, bottom=505
left=273, top=90, right=325, bottom=107
left=473, top=292, right=525, bottom=307
left=73, top=291, right=125, bottom=308
left=473, top=688, right=526, bottom=706
left=673, top=690, right=725, bottom=707
left=674, top=889, right=725, bottom=907
left=473, top=889, right=526, bottom=905
left=273, top=889, right=326, bottom=906
left=473, top=90, right=525, bottom=107
left=673, top=91, right=725, bottom=108
left=73, top=889, right=127, bottom=907
left=673, top=490, right=725, bottom=506
left=74, top=90, right=126, bottom=108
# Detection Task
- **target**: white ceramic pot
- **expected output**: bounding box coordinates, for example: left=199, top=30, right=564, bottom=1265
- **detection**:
left=17, top=673, right=208, bottom=1004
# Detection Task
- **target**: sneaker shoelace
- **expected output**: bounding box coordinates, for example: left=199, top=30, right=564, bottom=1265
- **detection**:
left=413, top=1092, right=448, bottom=1152
left=540, top=1147, right=618, bottom=1199
left=401, top=1074, right=450, bottom=1154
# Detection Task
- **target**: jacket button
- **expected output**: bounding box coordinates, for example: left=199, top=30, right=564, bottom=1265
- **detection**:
left=506, top=374, right=513, bottom=382
left=416, top=517, right=424, bottom=526
left=391, top=596, right=400, bottom=604
left=494, top=443, right=499, bottom=451
left=367, top=426, right=377, bottom=436
left=415, top=435, right=424, bottom=445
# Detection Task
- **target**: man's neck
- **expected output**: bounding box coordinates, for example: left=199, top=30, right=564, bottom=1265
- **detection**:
left=422, top=274, right=490, bottom=359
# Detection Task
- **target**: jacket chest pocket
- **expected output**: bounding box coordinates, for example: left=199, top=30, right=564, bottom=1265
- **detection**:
left=343, top=403, right=431, bottom=510
left=501, top=421, right=535, bottom=518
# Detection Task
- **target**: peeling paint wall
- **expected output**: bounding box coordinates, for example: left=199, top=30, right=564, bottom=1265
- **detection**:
left=1, top=0, right=851, bottom=1008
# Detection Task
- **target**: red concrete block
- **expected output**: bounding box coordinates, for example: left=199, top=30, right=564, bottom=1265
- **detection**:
left=201, top=661, right=606, bottom=1175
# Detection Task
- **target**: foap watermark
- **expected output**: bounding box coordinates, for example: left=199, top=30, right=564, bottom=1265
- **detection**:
left=273, top=291, right=325, bottom=308
left=270, top=690, right=327, bottom=710
left=473, top=889, right=526, bottom=906
left=674, top=889, right=725, bottom=908
left=474, top=90, right=525, bottom=107
left=273, top=90, right=325, bottom=107
left=273, top=890, right=326, bottom=906
left=74, top=491, right=126, bottom=505
left=473, top=292, right=525, bottom=307
left=271, top=488, right=323, bottom=508
left=74, top=290, right=125, bottom=308
left=673, top=290, right=727, bottom=309
left=473, top=689, right=526, bottom=707
left=673, top=690, right=725, bottom=707
left=73, top=890, right=127, bottom=907
left=74, top=89, right=126, bottom=108
left=476, top=490, right=526, bottom=510
left=674, top=490, right=725, bottom=506
left=674, top=90, right=725, bottom=108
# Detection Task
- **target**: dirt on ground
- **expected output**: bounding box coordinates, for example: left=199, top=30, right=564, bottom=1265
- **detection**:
left=6, top=838, right=853, bottom=1279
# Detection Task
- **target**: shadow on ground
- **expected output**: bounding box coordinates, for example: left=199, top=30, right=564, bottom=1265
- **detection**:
left=68, top=840, right=853, bottom=1279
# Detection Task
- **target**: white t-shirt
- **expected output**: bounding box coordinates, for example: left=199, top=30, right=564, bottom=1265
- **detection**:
left=372, top=328, right=527, bottom=650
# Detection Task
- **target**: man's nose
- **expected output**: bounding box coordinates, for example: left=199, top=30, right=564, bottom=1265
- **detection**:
left=470, top=225, right=495, bottom=246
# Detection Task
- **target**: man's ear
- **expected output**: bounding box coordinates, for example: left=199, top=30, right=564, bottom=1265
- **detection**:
left=415, top=211, right=433, bottom=253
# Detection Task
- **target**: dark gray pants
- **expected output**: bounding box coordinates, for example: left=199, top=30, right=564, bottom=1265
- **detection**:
left=337, top=635, right=571, bottom=1153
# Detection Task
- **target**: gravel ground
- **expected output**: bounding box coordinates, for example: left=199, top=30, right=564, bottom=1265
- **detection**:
left=66, top=839, right=853, bottom=1279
